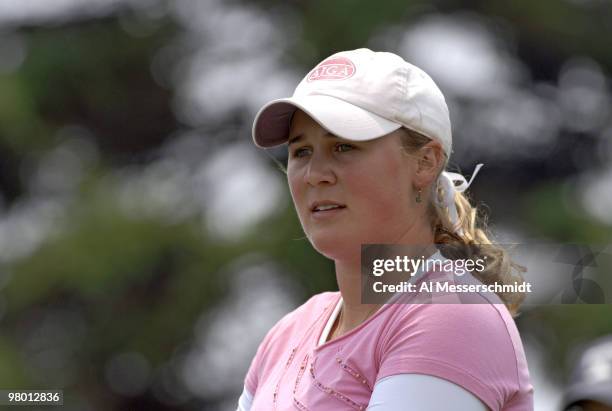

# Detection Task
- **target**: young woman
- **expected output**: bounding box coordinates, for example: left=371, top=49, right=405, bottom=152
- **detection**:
left=236, top=48, right=534, bottom=410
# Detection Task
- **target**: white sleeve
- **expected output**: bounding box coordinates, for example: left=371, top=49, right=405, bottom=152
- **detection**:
left=235, top=386, right=254, bottom=411
left=367, top=374, right=490, bottom=411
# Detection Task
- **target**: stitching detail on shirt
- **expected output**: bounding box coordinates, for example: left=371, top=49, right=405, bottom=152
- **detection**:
left=293, top=353, right=309, bottom=394
left=272, top=346, right=298, bottom=408
left=336, top=356, right=373, bottom=391
left=309, top=356, right=367, bottom=410
left=293, top=397, right=309, bottom=410
left=292, top=354, right=310, bottom=410
left=260, top=293, right=332, bottom=393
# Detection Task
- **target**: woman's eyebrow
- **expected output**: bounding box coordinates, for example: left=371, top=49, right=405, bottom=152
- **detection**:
left=288, top=134, right=303, bottom=146
left=288, top=132, right=337, bottom=146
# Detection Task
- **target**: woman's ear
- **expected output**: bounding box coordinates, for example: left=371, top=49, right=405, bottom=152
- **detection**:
left=414, top=140, right=445, bottom=187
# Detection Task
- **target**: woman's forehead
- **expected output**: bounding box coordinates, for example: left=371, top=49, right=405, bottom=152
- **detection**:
left=289, top=109, right=322, bottom=132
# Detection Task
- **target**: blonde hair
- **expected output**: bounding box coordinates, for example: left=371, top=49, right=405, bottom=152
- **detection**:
left=399, top=128, right=527, bottom=317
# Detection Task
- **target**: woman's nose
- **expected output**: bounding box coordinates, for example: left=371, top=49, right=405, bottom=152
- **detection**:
left=304, top=153, right=336, bottom=186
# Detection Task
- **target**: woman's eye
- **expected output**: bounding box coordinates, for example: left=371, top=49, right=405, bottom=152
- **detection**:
left=292, top=147, right=311, bottom=158
left=290, top=143, right=353, bottom=158
left=336, top=143, right=354, bottom=152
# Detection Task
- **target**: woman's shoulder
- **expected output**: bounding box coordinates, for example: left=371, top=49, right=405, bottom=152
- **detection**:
left=396, top=266, right=525, bottom=346
left=284, top=290, right=339, bottom=324
left=383, top=298, right=530, bottom=386
left=378, top=301, right=532, bottom=407
left=388, top=296, right=521, bottom=355
left=261, top=291, right=339, bottom=344
left=298, top=290, right=340, bottom=313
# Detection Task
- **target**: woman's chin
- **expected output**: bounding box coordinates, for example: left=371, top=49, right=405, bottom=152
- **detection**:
left=308, top=233, right=362, bottom=261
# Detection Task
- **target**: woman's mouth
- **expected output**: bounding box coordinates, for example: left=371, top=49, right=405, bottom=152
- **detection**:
left=310, top=202, right=347, bottom=219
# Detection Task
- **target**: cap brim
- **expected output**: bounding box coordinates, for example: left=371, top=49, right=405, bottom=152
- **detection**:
left=252, top=94, right=402, bottom=148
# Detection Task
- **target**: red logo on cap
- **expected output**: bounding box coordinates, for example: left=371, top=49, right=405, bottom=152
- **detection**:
left=307, top=56, right=356, bottom=82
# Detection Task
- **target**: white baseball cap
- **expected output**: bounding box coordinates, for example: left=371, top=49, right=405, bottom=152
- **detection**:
left=252, top=48, right=452, bottom=156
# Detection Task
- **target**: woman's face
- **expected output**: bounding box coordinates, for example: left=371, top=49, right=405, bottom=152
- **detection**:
left=286, top=110, right=427, bottom=260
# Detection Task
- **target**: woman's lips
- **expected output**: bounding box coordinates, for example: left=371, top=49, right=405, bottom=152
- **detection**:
left=310, top=205, right=346, bottom=220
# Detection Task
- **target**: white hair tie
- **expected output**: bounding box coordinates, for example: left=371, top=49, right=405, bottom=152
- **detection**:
left=435, top=163, right=484, bottom=236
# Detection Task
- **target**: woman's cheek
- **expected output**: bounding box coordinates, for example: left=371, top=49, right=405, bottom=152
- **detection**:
left=287, top=176, right=308, bottom=224
left=355, top=177, right=393, bottom=209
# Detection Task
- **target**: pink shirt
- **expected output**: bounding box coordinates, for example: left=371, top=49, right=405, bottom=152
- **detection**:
left=244, top=271, right=534, bottom=410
